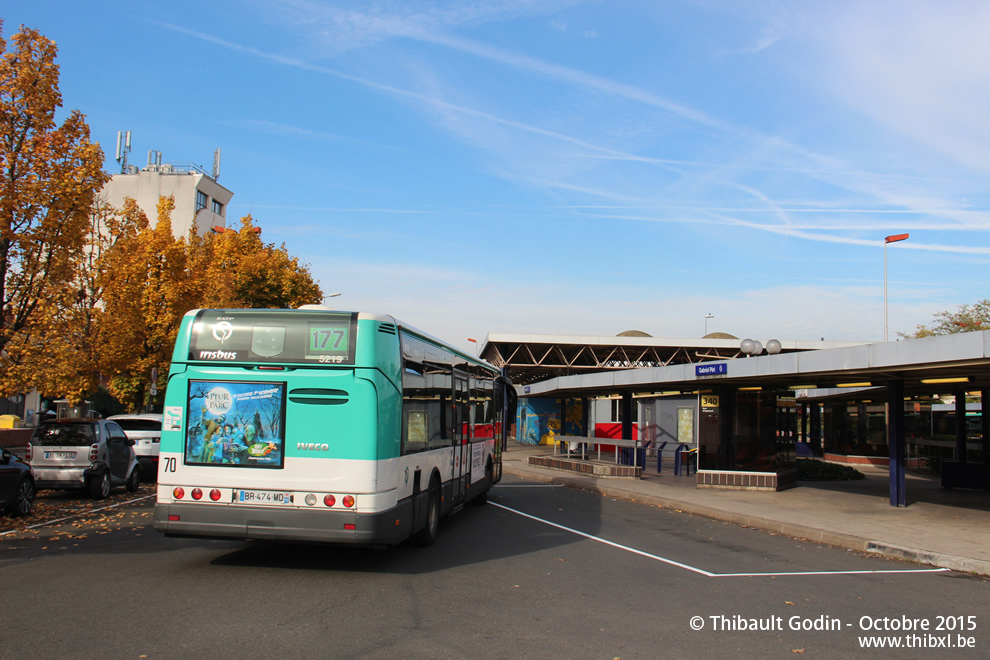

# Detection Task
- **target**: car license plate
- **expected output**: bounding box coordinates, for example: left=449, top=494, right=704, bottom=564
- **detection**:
left=235, top=489, right=293, bottom=505
left=45, top=451, right=76, bottom=459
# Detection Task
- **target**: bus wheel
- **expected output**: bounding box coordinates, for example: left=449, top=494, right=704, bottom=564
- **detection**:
left=413, top=479, right=440, bottom=546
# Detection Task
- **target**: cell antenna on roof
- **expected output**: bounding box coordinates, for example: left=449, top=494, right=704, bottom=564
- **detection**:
left=115, top=131, right=131, bottom=174
left=213, top=148, right=221, bottom=181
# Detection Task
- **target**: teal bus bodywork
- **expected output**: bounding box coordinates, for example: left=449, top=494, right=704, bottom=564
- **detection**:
left=153, top=308, right=512, bottom=546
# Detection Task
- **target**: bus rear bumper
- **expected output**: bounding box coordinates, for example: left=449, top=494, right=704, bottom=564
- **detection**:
left=153, top=499, right=414, bottom=546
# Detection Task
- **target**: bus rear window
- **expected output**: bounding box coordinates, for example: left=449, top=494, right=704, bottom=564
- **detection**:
left=188, top=310, right=357, bottom=365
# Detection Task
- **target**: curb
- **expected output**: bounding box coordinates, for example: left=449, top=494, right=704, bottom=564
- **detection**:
left=503, top=462, right=990, bottom=577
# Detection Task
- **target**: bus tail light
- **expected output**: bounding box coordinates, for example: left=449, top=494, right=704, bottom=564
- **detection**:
left=210, top=489, right=221, bottom=501
left=323, top=494, right=336, bottom=507
left=344, top=524, right=356, bottom=530
left=191, top=488, right=203, bottom=500
left=173, top=487, right=185, bottom=499
left=342, top=495, right=355, bottom=508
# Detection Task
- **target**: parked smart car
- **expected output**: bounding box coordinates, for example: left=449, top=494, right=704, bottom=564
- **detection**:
left=0, top=447, right=35, bottom=517
left=108, top=413, right=163, bottom=478
left=26, top=418, right=139, bottom=499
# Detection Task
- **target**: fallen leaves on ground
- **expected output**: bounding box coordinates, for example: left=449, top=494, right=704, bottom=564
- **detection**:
left=0, top=484, right=153, bottom=536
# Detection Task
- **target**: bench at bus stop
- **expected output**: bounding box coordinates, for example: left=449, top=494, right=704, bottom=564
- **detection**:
left=547, top=435, right=696, bottom=476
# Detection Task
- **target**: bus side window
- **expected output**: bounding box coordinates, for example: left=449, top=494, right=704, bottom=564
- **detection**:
left=469, top=375, right=495, bottom=439
left=406, top=411, right=428, bottom=452
left=428, top=364, right=453, bottom=448
left=401, top=357, right=452, bottom=453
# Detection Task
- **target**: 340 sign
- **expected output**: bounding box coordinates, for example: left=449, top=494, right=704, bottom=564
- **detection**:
left=701, top=395, right=720, bottom=408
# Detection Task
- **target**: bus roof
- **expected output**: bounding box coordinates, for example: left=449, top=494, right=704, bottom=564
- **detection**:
left=181, top=307, right=498, bottom=372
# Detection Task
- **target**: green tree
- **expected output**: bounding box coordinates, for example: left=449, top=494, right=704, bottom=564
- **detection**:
left=902, top=299, right=990, bottom=338
left=0, top=24, right=107, bottom=398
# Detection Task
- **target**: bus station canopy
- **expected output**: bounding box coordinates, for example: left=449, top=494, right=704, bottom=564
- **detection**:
left=504, top=331, right=990, bottom=399
left=480, top=333, right=866, bottom=387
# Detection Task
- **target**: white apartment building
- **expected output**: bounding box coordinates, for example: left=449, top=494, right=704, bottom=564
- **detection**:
left=101, top=146, right=233, bottom=238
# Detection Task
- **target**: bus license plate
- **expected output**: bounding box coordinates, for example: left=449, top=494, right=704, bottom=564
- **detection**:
left=236, top=490, right=293, bottom=505
left=45, top=451, right=76, bottom=459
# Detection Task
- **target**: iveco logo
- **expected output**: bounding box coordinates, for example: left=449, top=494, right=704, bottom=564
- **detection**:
left=297, top=443, right=330, bottom=451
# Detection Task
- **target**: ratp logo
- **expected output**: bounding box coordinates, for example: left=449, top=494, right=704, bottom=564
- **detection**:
left=212, top=321, right=234, bottom=343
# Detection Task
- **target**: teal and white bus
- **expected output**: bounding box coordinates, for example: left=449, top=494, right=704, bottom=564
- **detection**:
left=153, top=307, right=515, bottom=546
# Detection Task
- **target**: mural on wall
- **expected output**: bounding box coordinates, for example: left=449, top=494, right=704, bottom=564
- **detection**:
left=563, top=398, right=584, bottom=436
left=516, top=398, right=587, bottom=445
left=517, top=398, right=561, bottom=446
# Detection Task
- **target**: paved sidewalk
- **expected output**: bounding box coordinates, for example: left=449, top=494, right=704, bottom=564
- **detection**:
left=501, top=441, right=990, bottom=577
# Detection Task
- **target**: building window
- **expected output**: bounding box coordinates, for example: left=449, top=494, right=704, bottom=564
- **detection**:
left=196, top=191, right=208, bottom=212
left=212, top=200, right=224, bottom=216
left=611, top=398, right=638, bottom=423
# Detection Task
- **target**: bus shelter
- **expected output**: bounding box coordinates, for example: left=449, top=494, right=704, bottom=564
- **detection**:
left=512, top=331, right=990, bottom=507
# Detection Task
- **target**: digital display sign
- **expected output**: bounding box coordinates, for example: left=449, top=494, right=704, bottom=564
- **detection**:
left=188, top=310, right=357, bottom=365
left=308, top=325, right=349, bottom=354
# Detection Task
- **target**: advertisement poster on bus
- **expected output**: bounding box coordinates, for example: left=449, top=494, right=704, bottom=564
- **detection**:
left=471, top=442, right=485, bottom=483
left=184, top=380, right=287, bottom=468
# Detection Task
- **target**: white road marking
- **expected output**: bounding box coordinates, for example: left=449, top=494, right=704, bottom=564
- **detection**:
left=494, top=484, right=564, bottom=488
left=492, top=502, right=950, bottom=578
left=0, top=494, right=155, bottom=537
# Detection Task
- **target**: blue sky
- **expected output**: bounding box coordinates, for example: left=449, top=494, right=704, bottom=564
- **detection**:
left=5, top=1, right=990, bottom=351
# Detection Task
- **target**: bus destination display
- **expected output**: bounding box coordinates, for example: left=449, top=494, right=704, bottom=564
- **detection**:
left=189, top=310, right=358, bottom=365
left=307, top=325, right=349, bottom=362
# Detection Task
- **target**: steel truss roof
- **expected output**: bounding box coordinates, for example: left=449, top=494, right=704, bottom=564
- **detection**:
left=480, top=334, right=866, bottom=385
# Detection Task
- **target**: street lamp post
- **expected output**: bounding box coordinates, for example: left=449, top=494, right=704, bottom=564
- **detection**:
left=884, top=234, right=909, bottom=342
left=704, top=314, right=714, bottom=335
left=322, top=292, right=341, bottom=306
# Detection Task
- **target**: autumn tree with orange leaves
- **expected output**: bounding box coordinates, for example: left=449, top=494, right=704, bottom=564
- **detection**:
left=0, top=23, right=321, bottom=409
left=0, top=23, right=108, bottom=398
left=95, top=197, right=201, bottom=411
left=4, top=197, right=131, bottom=402
left=190, top=214, right=321, bottom=310
left=96, top=207, right=321, bottom=412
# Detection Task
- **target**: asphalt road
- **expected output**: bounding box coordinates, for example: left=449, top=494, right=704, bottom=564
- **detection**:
left=2, top=476, right=989, bottom=659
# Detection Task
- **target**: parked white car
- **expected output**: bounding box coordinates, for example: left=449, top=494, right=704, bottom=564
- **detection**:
left=108, top=413, right=163, bottom=478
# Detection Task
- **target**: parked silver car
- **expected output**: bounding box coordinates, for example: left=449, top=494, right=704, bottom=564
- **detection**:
left=27, top=418, right=140, bottom=499
left=108, top=413, right=163, bottom=478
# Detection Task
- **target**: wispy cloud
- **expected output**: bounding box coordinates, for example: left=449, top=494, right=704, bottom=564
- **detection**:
left=261, top=0, right=582, bottom=52
left=580, top=209, right=990, bottom=255
left=225, top=119, right=346, bottom=141
left=305, top=256, right=944, bottom=345
left=156, top=8, right=990, bottom=258
left=790, top=1, right=990, bottom=174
